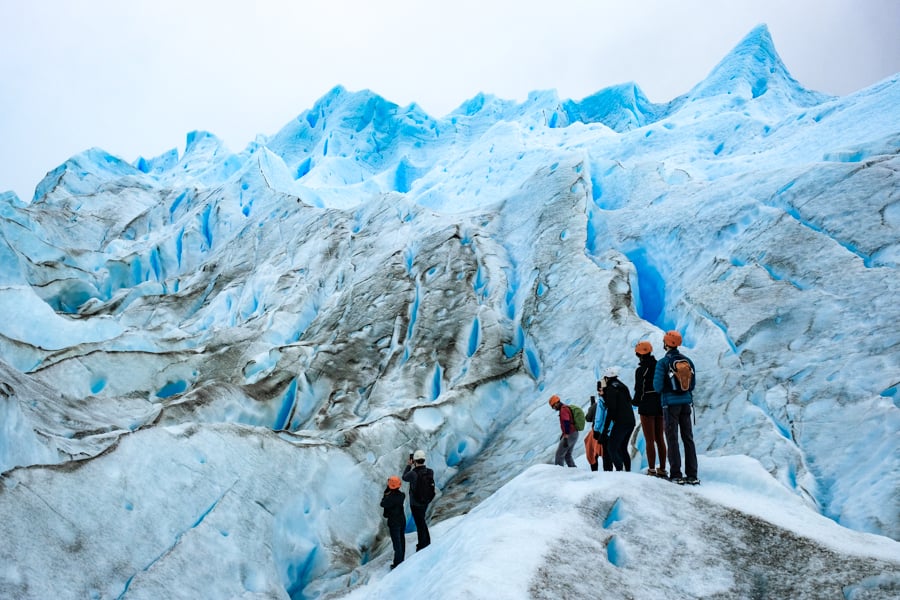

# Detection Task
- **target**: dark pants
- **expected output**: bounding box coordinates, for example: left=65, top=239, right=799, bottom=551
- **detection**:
left=640, top=414, right=667, bottom=471
left=664, top=404, right=698, bottom=479
left=388, top=524, right=405, bottom=567
left=410, top=505, right=430, bottom=550
left=608, top=423, right=633, bottom=471
left=554, top=431, right=579, bottom=467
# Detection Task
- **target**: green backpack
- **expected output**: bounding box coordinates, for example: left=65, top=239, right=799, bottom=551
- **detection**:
left=568, top=404, right=586, bottom=431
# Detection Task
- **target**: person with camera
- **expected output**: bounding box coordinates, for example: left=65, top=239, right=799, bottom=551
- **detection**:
left=402, top=449, right=435, bottom=551
left=599, top=367, right=635, bottom=471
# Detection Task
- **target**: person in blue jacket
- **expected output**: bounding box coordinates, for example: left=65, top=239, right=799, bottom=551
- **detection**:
left=653, top=330, right=699, bottom=485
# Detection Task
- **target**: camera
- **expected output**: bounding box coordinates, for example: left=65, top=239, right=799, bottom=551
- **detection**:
left=409, top=453, right=414, bottom=460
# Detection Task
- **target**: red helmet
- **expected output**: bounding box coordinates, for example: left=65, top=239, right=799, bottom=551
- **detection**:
left=387, top=476, right=402, bottom=490
left=548, top=394, right=561, bottom=408
left=663, top=330, right=683, bottom=347
left=635, top=341, right=653, bottom=355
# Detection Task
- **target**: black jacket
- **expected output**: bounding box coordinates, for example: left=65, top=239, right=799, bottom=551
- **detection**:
left=402, top=464, right=431, bottom=508
left=380, top=489, right=406, bottom=528
left=602, top=378, right=636, bottom=431
left=634, top=355, right=663, bottom=417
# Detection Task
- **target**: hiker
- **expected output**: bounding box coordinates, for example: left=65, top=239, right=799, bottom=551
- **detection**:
left=583, top=395, right=603, bottom=471
left=634, top=341, right=667, bottom=478
left=593, top=380, right=614, bottom=471
left=402, top=450, right=434, bottom=550
left=380, top=475, right=406, bottom=569
left=600, top=367, right=635, bottom=471
left=653, top=330, right=699, bottom=485
left=549, top=394, right=579, bottom=467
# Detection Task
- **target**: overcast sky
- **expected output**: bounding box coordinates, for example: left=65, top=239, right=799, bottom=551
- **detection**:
left=1, top=0, right=898, bottom=201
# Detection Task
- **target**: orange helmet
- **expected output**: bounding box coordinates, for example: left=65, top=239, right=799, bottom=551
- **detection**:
left=387, top=476, right=402, bottom=490
left=663, top=330, right=683, bottom=347
left=635, top=341, right=653, bottom=355
left=548, top=394, right=561, bottom=407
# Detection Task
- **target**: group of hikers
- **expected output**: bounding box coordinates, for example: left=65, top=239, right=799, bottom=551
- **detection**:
left=378, top=329, right=697, bottom=571
left=380, top=449, right=436, bottom=570
left=549, top=330, right=699, bottom=485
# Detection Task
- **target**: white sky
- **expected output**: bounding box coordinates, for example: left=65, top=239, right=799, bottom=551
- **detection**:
left=1, top=0, right=898, bottom=201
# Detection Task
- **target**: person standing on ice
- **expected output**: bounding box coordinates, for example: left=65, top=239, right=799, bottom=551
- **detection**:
left=549, top=394, right=579, bottom=467
left=600, top=367, right=636, bottom=471
left=654, top=330, right=699, bottom=485
left=402, top=450, right=434, bottom=551
left=380, top=475, right=406, bottom=569
left=634, top=341, right=667, bottom=478
left=592, top=380, right=614, bottom=471
left=583, top=395, right=603, bottom=471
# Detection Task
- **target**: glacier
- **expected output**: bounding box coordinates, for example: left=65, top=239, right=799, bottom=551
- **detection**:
left=0, top=24, right=898, bottom=599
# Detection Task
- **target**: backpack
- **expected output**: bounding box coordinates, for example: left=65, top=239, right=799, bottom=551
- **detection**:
left=668, top=355, right=695, bottom=392
left=413, top=467, right=436, bottom=504
left=568, top=404, right=586, bottom=431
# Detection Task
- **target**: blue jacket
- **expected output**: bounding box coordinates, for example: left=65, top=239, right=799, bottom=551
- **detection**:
left=654, top=348, right=696, bottom=407
left=592, top=400, right=609, bottom=434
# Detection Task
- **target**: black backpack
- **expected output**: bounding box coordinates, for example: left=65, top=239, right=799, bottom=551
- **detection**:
left=413, top=467, right=436, bottom=504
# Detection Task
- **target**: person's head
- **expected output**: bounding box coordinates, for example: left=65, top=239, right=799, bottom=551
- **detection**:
left=602, top=366, right=619, bottom=384
left=413, top=449, right=426, bottom=465
left=387, top=475, right=402, bottom=490
left=635, top=341, right=653, bottom=357
left=663, top=330, right=682, bottom=350
left=548, top=394, right=562, bottom=411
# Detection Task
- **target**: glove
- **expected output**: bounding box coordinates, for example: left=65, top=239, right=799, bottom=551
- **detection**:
left=599, top=433, right=609, bottom=446
left=592, top=430, right=601, bottom=442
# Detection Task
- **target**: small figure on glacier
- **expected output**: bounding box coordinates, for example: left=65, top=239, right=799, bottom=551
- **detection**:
left=634, top=341, right=667, bottom=478
left=402, top=450, right=435, bottom=551
left=593, top=380, right=614, bottom=471
left=654, top=330, right=699, bottom=485
left=583, top=395, right=603, bottom=471
left=599, top=367, right=636, bottom=471
left=549, top=395, right=580, bottom=467
left=380, top=475, right=406, bottom=569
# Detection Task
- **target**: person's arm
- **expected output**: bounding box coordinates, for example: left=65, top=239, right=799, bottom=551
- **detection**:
left=603, top=392, right=615, bottom=432
left=653, top=359, right=666, bottom=400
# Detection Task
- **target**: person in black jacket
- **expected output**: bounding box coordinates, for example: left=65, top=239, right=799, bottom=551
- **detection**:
left=634, top=341, right=667, bottom=478
left=380, top=475, right=406, bottom=569
left=402, top=450, right=432, bottom=551
left=601, top=367, right=636, bottom=471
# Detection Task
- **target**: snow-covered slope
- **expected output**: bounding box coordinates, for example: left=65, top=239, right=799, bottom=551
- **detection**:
left=0, top=24, right=898, bottom=599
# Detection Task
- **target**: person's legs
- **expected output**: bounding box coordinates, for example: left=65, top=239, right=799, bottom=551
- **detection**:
left=554, top=436, right=568, bottom=466
left=640, top=415, right=656, bottom=471
left=601, top=439, right=613, bottom=471
left=653, top=415, right=667, bottom=471
left=411, top=505, right=430, bottom=550
left=665, top=406, right=683, bottom=478
left=564, top=431, right=579, bottom=467
left=609, top=425, right=629, bottom=470
left=678, top=405, right=698, bottom=479
left=389, top=524, right=405, bottom=567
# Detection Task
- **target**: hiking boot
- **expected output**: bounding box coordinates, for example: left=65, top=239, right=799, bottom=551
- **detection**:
left=647, top=468, right=657, bottom=476
left=655, top=469, right=668, bottom=479
left=684, top=476, right=700, bottom=485
left=669, top=476, right=685, bottom=485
